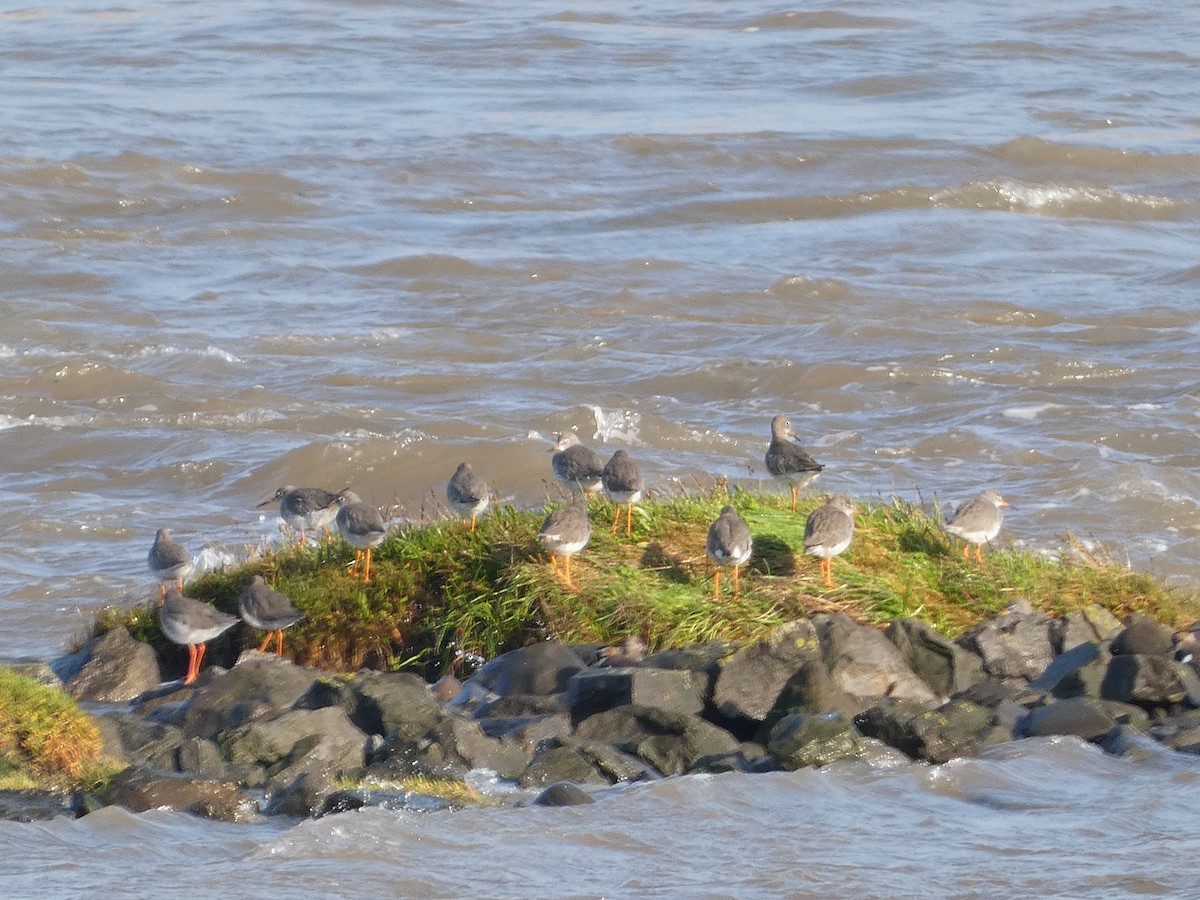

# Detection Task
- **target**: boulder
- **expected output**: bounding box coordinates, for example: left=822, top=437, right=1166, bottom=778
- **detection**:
left=1053, top=606, right=1123, bottom=654
left=342, top=670, right=446, bottom=738
left=574, top=705, right=740, bottom=776
left=1029, top=642, right=1109, bottom=699
left=956, top=602, right=1054, bottom=681
left=855, top=697, right=1001, bottom=764
left=1101, top=654, right=1200, bottom=710
left=567, top=667, right=703, bottom=725
left=885, top=618, right=985, bottom=697
left=469, top=643, right=590, bottom=697
left=180, top=657, right=324, bottom=740
left=65, top=627, right=161, bottom=703
left=176, top=737, right=229, bottom=779
left=477, top=712, right=573, bottom=756
left=2, top=658, right=64, bottom=689
left=766, top=712, right=864, bottom=769
left=813, top=613, right=937, bottom=702
left=533, top=782, right=596, bottom=807
left=518, top=739, right=643, bottom=789
left=1022, top=698, right=1117, bottom=742
left=0, top=789, right=81, bottom=822
left=93, top=712, right=182, bottom=771
left=102, top=766, right=252, bottom=822
left=1110, top=614, right=1174, bottom=657
left=641, top=641, right=737, bottom=703
left=712, top=621, right=822, bottom=722
left=220, top=706, right=368, bottom=778
left=763, top=658, right=862, bottom=726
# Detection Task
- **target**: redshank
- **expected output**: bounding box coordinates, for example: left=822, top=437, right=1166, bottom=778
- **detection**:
left=238, top=574, right=304, bottom=657
left=765, top=415, right=824, bottom=512
left=148, top=528, right=193, bottom=597
left=446, top=462, right=490, bottom=532
left=158, top=585, right=239, bottom=685
left=804, top=495, right=855, bottom=588
left=602, top=449, right=645, bottom=535
left=706, top=505, right=753, bottom=599
left=944, top=489, right=1010, bottom=562
left=257, top=485, right=340, bottom=544
left=333, top=490, right=388, bottom=582
left=538, top=500, right=592, bottom=589
left=550, top=432, right=606, bottom=498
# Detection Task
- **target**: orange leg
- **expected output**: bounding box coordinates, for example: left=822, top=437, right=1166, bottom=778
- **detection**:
left=469, top=516, right=477, bottom=533
left=257, top=632, right=273, bottom=653
left=195, top=642, right=208, bottom=674
left=975, top=544, right=984, bottom=563
left=610, top=504, right=621, bottom=533
left=790, top=487, right=799, bottom=513
left=275, top=630, right=285, bottom=657
left=625, top=504, right=633, bottom=535
left=732, top=564, right=741, bottom=597
left=822, top=558, right=835, bottom=589
left=961, top=544, right=970, bottom=562
left=563, top=554, right=572, bottom=587
left=712, top=569, right=721, bottom=600
left=183, top=644, right=198, bottom=684
left=363, top=548, right=373, bottom=583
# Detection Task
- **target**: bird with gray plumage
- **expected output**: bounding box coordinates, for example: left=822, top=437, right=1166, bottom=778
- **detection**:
left=538, top=499, right=592, bottom=589
left=804, top=495, right=855, bottom=588
left=446, top=462, right=490, bottom=532
left=148, top=528, right=193, bottom=597
left=602, top=449, right=645, bottom=535
left=159, top=584, right=239, bottom=685
left=333, top=490, right=388, bottom=582
left=706, top=505, right=753, bottom=599
left=765, top=415, right=824, bottom=512
left=257, top=485, right=340, bottom=544
left=944, top=488, right=1010, bottom=563
left=239, top=574, right=304, bottom=657
left=550, top=432, right=606, bottom=498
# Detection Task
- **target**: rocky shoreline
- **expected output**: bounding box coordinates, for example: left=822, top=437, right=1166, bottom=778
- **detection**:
left=4, top=599, right=1200, bottom=822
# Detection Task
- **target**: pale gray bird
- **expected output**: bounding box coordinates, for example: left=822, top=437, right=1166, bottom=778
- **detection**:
left=238, top=575, right=303, bottom=657
left=538, top=500, right=592, bottom=589
left=148, top=528, right=193, bottom=597
left=804, top=495, right=855, bottom=588
left=602, top=449, right=645, bottom=535
left=765, top=415, right=824, bottom=512
left=333, top=491, right=388, bottom=582
left=550, top=432, right=606, bottom=498
left=446, top=462, right=490, bottom=532
left=256, top=485, right=340, bottom=544
left=945, top=489, right=1010, bottom=563
left=706, top=505, right=753, bottom=599
left=159, top=585, right=239, bottom=685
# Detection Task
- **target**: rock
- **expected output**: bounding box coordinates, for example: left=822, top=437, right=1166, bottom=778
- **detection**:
left=343, top=670, right=445, bottom=738
left=1029, top=642, right=1110, bottom=699
left=176, top=737, right=228, bottom=779
left=181, top=657, right=324, bottom=740
left=1101, top=654, right=1200, bottom=710
left=855, top=697, right=1000, bottom=763
left=518, top=737, right=652, bottom=788
left=432, top=674, right=461, bottom=702
left=431, top=717, right=529, bottom=778
left=886, top=618, right=985, bottom=697
left=766, top=712, right=864, bottom=769
left=265, top=769, right=340, bottom=818
left=712, top=621, right=822, bottom=722
left=574, top=705, right=740, bottom=776
left=567, top=667, right=703, bottom=725
left=478, top=713, right=573, bottom=756
left=93, top=712, right=183, bottom=771
left=1022, top=698, right=1117, bottom=742
left=533, top=782, right=596, bottom=806
left=1053, top=606, right=1123, bottom=654
left=814, top=614, right=937, bottom=703
left=65, top=627, right=161, bottom=703
left=469, top=643, right=590, bottom=697
left=641, top=640, right=737, bottom=702
left=1111, top=614, right=1174, bottom=656
left=102, top=766, right=253, bottom=822
left=1, top=658, right=64, bottom=689
left=956, top=603, right=1054, bottom=681
left=220, top=706, right=368, bottom=778
left=0, top=789, right=80, bottom=822
left=763, top=658, right=862, bottom=726
left=473, top=694, right=570, bottom=719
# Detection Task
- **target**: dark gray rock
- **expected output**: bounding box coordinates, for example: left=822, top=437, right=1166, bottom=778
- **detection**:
left=1022, top=697, right=1117, bottom=742
left=477, top=712, right=573, bottom=757
left=181, top=657, right=324, bottom=740
left=886, top=618, right=985, bottom=697
left=1053, top=606, right=1123, bottom=654
left=93, top=712, right=183, bottom=771
left=473, top=693, right=569, bottom=719
left=65, top=627, right=161, bottom=703
left=2, top=658, right=64, bottom=689
left=956, top=603, right=1054, bottom=681
left=1101, top=654, right=1200, bottom=710
left=855, top=697, right=1001, bottom=764
left=533, top=782, right=596, bottom=807
left=176, top=737, right=228, bottom=779
left=763, top=658, right=862, bottom=726
left=343, top=670, right=445, bottom=738
left=265, top=769, right=339, bottom=818
left=574, top=705, right=741, bottom=776
left=430, top=717, right=530, bottom=778
left=220, top=706, right=368, bottom=778
left=712, top=621, right=822, bottom=722
left=0, top=789, right=80, bottom=822
left=1029, top=642, right=1109, bottom=699
left=1111, top=614, right=1174, bottom=657
left=469, top=643, right=590, bottom=697
left=813, top=614, right=937, bottom=703
left=102, top=766, right=253, bottom=822
left=641, top=640, right=737, bottom=702
left=519, top=737, right=653, bottom=788
left=567, top=667, right=702, bottom=725
left=766, top=712, right=864, bottom=769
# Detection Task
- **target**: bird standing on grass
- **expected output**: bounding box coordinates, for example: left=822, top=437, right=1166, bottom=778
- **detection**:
left=765, top=415, right=824, bottom=512
left=238, top=575, right=303, bottom=657
left=804, top=495, right=855, bottom=589
left=944, top=489, right=1010, bottom=563
left=602, top=449, right=645, bottom=535
left=333, top=491, right=388, bottom=583
left=539, top=500, right=592, bottom=590
left=148, top=528, right=193, bottom=598
left=550, top=432, right=606, bottom=498
left=446, top=462, right=490, bottom=532
left=706, top=505, right=753, bottom=599
left=257, top=485, right=340, bottom=544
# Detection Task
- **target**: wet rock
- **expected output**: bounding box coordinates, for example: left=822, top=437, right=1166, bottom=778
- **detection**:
left=574, top=705, right=741, bottom=776
left=519, top=737, right=652, bottom=788
left=1029, top=641, right=1109, bottom=699
left=93, top=712, right=183, bottom=770
left=473, top=693, right=570, bottom=719
left=0, top=789, right=80, bottom=822
left=220, top=706, right=367, bottom=779
left=1101, top=654, right=1200, bottom=711
left=885, top=618, right=985, bottom=697
left=1021, top=697, right=1117, bottom=742
left=533, top=782, right=596, bottom=806
left=855, top=697, right=1000, bottom=763
left=176, top=736, right=228, bottom=779
left=181, top=657, right=324, bottom=740
left=65, top=627, right=161, bottom=703
left=343, top=670, right=445, bottom=738
left=430, top=716, right=529, bottom=778
left=102, top=765, right=253, bottom=822
left=265, top=769, right=339, bottom=818
left=767, top=712, right=864, bottom=770
left=813, top=613, right=937, bottom=703
left=317, top=789, right=367, bottom=816
left=956, top=602, right=1054, bottom=681
left=1110, top=614, right=1174, bottom=657
left=567, top=666, right=703, bottom=725
left=1053, top=606, right=1123, bottom=654
left=712, top=621, right=822, bottom=722
left=762, top=658, right=862, bottom=728
left=477, top=712, right=573, bottom=756
left=641, top=640, right=737, bottom=703
left=469, top=642, right=590, bottom=697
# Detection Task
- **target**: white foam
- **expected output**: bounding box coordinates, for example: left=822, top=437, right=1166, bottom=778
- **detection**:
left=1002, top=403, right=1065, bottom=420
left=587, top=404, right=641, bottom=445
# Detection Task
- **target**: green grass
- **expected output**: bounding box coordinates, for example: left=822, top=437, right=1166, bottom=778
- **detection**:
left=90, top=487, right=1198, bottom=680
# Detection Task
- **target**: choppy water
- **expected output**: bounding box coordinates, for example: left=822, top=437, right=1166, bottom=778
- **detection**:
left=2, top=0, right=1199, bottom=893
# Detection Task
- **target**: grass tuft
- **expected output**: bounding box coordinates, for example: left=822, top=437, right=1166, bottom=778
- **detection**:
left=0, top=669, right=108, bottom=788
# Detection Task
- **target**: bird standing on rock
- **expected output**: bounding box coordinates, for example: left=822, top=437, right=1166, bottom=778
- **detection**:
left=333, top=490, right=388, bottom=583
left=804, top=495, right=855, bottom=589
left=550, top=432, right=606, bottom=498
left=765, top=415, right=824, bottom=513
left=446, top=462, right=490, bottom=532
left=257, top=485, right=340, bottom=544
left=238, top=574, right=304, bottom=657
left=706, top=505, right=753, bottom=599
left=602, top=449, right=645, bottom=535
left=944, top=489, right=1010, bottom=563
left=148, top=528, right=193, bottom=598
left=158, top=585, right=239, bottom=685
